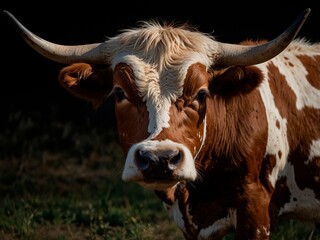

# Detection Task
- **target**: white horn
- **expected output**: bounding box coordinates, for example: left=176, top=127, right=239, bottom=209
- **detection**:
left=216, top=8, right=311, bottom=67
left=4, top=10, right=108, bottom=65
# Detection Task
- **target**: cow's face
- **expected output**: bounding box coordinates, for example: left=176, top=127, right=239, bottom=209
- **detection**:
left=112, top=58, right=213, bottom=190
left=58, top=58, right=213, bottom=190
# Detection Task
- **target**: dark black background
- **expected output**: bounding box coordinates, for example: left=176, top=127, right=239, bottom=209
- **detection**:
left=1, top=1, right=320, bottom=133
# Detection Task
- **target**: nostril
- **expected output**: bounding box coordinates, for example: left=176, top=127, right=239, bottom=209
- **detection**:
left=134, top=149, right=183, bottom=175
left=135, top=150, right=157, bottom=171
left=167, top=151, right=182, bottom=170
left=170, top=151, right=182, bottom=165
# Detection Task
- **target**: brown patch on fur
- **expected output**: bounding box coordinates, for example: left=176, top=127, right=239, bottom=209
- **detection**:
left=297, top=55, right=320, bottom=89
left=112, top=63, right=149, bottom=152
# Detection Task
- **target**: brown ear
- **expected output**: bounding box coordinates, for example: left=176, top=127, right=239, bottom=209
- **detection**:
left=209, top=66, right=264, bottom=97
left=58, top=63, right=113, bottom=108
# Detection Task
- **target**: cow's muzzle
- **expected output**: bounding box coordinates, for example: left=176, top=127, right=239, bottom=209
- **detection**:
left=135, top=149, right=182, bottom=179
left=122, top=139, right=197, bottom=189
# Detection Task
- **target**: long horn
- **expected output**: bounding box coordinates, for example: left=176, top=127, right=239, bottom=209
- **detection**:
left=216, top=8, right=311, bottom=67
left=4, top=10, right=107, bottom=65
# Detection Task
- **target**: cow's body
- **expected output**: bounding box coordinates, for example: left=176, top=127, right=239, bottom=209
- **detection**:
left=5, top=9, right=320, bottom=240
left=156, top=39, right=320, bottom=239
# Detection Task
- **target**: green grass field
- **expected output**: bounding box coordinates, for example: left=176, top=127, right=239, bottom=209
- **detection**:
left=0, top=110, right=319, bottom=240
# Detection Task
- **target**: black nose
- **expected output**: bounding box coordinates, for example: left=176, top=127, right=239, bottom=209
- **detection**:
left=135, top=149, right=182, bottom=176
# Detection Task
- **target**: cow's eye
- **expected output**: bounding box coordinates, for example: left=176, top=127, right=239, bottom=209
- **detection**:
left=114, top=87, right=126, bottom=102
left=196, top=89, right=207, bottom=103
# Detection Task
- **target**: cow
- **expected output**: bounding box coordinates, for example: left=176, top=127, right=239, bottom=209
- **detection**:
left=4, top=8, right=320, bottom=240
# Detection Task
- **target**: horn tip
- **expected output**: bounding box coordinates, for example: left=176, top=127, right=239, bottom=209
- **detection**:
left=3, top=10, right=12, bottom=17
left=302, top=8, right=311, bottom=19
left=3, top=10, right=18, bottom=24
left=304, top=8, right=311, bottom=14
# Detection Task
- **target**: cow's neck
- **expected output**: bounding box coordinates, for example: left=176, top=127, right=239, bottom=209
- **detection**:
left=154, top=169, right=239, bottom=238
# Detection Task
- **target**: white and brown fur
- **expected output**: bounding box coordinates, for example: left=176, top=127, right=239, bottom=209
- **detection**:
left=58, top=21, right=320, bottom=239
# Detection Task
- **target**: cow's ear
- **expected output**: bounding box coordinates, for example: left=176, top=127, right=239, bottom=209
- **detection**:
left=209, top=66, right=263, bottom=97
left=58, top=63, right=113, bottom=108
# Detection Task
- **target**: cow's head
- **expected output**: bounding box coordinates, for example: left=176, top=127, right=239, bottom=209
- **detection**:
left=4, top=9, right=310, bottom=191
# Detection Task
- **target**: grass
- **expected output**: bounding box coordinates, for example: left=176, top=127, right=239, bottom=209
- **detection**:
left=0, top=109, right=319, bottom=240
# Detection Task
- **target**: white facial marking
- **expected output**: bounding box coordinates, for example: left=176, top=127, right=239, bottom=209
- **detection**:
left=112, top=54, right=174, bottom=137
left=146, top=97, right=171, bottom=137
left=111, top=48, right=214, bottom=138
